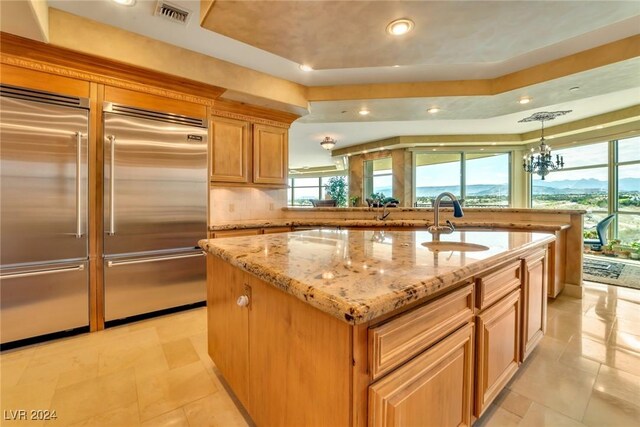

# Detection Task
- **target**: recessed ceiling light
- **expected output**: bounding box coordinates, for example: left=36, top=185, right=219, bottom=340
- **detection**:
left=480, top=148, right=485, bottom=151
left=427, top=107, right=440, bottom=114
left=363, top=150, right=368, bottom=154
left=358, top=109, right=370, bottom=116
left=299, top=64, right=313, bottom=72
left=569, top=86, right=580, bottom=92
left=112, top=0, right=136, bottom=5
left=432, top=148, right=437, bottom=151
left=519, top=97, right=531, bottom=105
left=392, top=65, right=401, bottom=68
left=386, top=18, right=414, bottom=36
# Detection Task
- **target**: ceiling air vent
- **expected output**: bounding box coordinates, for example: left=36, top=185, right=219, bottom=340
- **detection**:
left=154, top=1, right=191, bottom=25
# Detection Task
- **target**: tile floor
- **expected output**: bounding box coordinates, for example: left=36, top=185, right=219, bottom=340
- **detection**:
left=1, top=282, right=639, bottom=426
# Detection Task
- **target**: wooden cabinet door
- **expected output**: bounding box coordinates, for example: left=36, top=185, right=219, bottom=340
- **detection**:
left=206, top=257, right=250, bottom=407
left=475, top=289, right=521, bottom=417
left=248, top=274, right=351, bottom=427
left=252, top=124, right=287, bottom=185
left=210, top=117, right=250, bottom=183
left=521, top=250, right=547, bottom=361
left=369, top=323, right=474, bottom=427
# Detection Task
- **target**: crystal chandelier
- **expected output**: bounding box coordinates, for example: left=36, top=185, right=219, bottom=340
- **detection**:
left=320, top=136, right=336, bottom=150
left=519, top=110, right=572, bottom=180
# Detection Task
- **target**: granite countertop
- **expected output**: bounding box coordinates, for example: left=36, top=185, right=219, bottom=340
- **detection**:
left=282, top=207, right=587, bottom=214
left=200, top=229, right=555, bottom=325
left=209, top=219, right=571, bottom=232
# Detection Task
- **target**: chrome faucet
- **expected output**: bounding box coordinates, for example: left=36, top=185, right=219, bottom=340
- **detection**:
left=377, top=201, right=393, bottom=221
left=428, top=192, right=464, bottom=235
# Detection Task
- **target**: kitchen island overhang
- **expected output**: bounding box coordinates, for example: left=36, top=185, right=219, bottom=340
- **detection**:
left=199, top=229, right=556, bottom=324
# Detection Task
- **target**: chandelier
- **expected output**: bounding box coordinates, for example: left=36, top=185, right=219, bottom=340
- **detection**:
left=519, top=110, right=571, bottom=180
left=320, top=136, right=336, bottom=150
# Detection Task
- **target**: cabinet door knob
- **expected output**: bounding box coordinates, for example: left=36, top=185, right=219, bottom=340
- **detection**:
left=236, top=295, right=250, bottom=307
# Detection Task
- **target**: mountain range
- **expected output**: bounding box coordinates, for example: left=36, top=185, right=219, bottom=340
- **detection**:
left=392, top=178, right=640, bottom=198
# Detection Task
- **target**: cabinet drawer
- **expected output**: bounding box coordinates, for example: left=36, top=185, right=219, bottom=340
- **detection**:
left=369, top=283, right=474, bottom=380
left=369, top=323, right=474, bottom=427
left=476, top=261, right=521, bottom=310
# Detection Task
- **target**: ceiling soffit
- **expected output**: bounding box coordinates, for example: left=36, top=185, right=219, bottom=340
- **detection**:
left=201, top=1, right=639, bottom=71
left=329, top=106, right=640, bottom=158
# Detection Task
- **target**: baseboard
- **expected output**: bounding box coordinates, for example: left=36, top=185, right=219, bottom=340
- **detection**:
left=562, top=283, right=584, bottom=298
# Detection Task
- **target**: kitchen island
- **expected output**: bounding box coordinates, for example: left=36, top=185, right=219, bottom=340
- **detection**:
left=200, top=229, right=555, bottom=427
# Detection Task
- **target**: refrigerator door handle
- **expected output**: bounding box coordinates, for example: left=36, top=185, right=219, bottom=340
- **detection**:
left=106, top=251, right=206, bottom=268
left=1, top=264, right=85, bottom=280
left=107, top=135, right=116, bottom=236
left=75, top=132, right=83, bottom=238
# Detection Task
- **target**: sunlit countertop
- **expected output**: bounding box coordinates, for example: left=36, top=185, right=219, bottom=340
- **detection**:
left=199, top=229, right=555, bottom=324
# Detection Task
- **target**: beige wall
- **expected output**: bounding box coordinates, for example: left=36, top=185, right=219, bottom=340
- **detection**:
left=47, top=9, right=308, bottom=115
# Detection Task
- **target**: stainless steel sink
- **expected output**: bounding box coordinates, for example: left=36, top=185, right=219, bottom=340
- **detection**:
left=421, top=241, right=489, bottom=252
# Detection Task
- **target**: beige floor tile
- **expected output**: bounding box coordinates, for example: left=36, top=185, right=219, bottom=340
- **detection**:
left=48, top=367, right=138, bottom=426
left=475, top=404, right=521, bottom=427
left=153, top=310, right=207, bottom=344
left=140, top=408, right=189, bottom=427
left=614, top=318, right=640, bottom=335
left=557, top=347, right=602, bottom=375
left=0, top=355, right=32, bottom=387
left=493, top=389, right=532, bottom=418
left=0, top=378, right=58, bottom=425
left=518, top=402, right=587, bottom=427
left=582, top=389, right=640, bottom=427
left=67, top=402, right=141, bottom=427
left=162, top=338, right=200, bottom=370
left=136, top=361, right=217, bottom=421
left=527, top=335, right=568, bottom=361
left=509, top=355, right=597, bottom=420
left=19, top=345, right=100, bottom=387
left=97, top=328, right=167, bottom=378
left=593, top=365, right=640, bottom=407
left=189, top=332, right=210, bottom=363
left=610, top=330, right=640, bottom=353
left=563, top=335, right=640, bottom=377
left=548, top=295, right=588, bottom=314
left=183, top=392, right=250, bottom=427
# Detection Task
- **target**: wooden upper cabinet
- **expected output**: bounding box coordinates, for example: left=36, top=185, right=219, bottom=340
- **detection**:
left=252, top=124, right=288, bottom=185
left=210, top=117, right=250, bottom=183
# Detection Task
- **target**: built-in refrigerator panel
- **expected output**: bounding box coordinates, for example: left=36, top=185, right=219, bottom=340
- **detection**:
left=103, top=108, right=207, bottom=256
left=0, top=93, right=89, bottom=266
left=0, top=260, right=89, bottom=344
left=104, top=249, right=206, bottom=321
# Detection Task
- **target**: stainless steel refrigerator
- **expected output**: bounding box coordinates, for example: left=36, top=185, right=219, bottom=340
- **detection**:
left=102, top=103, right=207, bottom=322
left=0, top=85, right=90, bottom=344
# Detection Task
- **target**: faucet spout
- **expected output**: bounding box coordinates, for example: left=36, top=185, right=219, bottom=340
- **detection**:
left=377, top=201, right=393, bottom=221
left=428, top=192, right=464, bottom=235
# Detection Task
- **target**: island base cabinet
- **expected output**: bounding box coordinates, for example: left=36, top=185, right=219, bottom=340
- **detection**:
left=521, top=250, right=547, bottom=361
left=206, top=257, right=250, bottom=408
left=369, top=323, right=474, bottom=427
left=474, top=289, right=521, bottom=418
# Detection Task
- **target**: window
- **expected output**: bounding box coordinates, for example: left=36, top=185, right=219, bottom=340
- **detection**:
left=531, top=142, right=608, bottom=211
left=288, top=175, right=348, bottom=206
left=465, top=153, right=510, bottom=207
left=530, top=137, right=640, bottom=243
left=616, top=136, right=640, bottom=241
left=414, top=151, right=510, bottom=207
left=415, top=153, right=461, bottom=206
left=364, top=158, right=392, bottom=198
